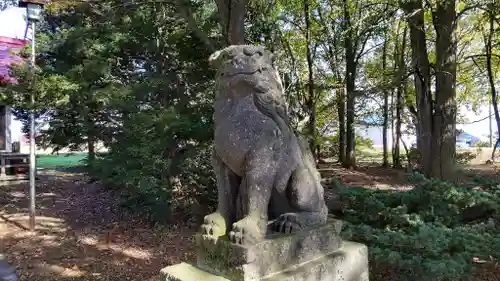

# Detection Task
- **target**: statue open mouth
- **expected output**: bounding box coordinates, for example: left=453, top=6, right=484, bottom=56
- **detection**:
left=221, top=66, right=266, bottom=77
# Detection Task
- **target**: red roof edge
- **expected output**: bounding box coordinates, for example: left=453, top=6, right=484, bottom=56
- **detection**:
left=0, top=36, right=28, bottom=47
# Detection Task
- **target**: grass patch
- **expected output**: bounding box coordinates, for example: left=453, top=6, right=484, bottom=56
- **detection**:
left=36, top=153, right=87, bottom=168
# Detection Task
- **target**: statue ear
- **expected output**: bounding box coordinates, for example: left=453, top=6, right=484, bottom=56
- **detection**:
left=208, top=50, right=223, bottom=69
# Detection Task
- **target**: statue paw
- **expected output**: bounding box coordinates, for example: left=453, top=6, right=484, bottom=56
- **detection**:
left=200, top=212, right=226, bottom=237
left=273, top=213, right=304, bottom=234
left=229, top=217, right=265, bottom=245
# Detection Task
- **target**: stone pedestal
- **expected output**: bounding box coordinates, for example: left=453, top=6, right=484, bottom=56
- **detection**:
left=160, top=218, right=369, bottom=281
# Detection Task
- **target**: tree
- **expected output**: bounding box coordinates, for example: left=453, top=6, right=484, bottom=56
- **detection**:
left=381, top=26, right=389, bottom=167
left=341, top=0, right=395, bottom=169
left=7, top=2, right=126, bottom=161
left=392, top=24, right=407, bottom=169
left=214, top=0, right=249, bottom=45
left=303, top=0, right=318, bottom=160
left=0, top=0, right=16, bottom=10
left=400, top=0, right=458, bottom=181
left=315, top=0, right=345, bottom=163
left=462, top=4, right=500, bottom=160
left=483, top=5, right=500, bottom=159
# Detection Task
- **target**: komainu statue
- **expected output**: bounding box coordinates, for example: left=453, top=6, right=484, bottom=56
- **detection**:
left=201, top=45, right=328, bottom=245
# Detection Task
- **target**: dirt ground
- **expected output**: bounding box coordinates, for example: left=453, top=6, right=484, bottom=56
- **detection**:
left=0, top=166, right=499, bottom=280
left=0, top=170, right=196, bottom=281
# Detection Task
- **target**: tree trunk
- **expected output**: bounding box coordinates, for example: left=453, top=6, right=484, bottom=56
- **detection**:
left=303, top=0, right=317, bottom=161
left=318, top=8, right=345, bottom=164
left=401, top=0, right=433, bottom=177
left=391, top=89, right=397, bottom=166
left=343, top=0, right=356, bottom=169
left=432, top=0, right=457, bottom=181
left=382, top=30, right=389, bottom=167
left=489, top=98, right=493, bottom=147
left=337, top=91, right=346, bottom=164
left=215, top=0, right=249, bottom=45
left=393, top=26, right=407, bottom=169
left=87, top=136, right=96, bottom=163
left=485, top=11, right=500, bottom=162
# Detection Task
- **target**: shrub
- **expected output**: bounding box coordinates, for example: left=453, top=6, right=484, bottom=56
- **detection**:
left=88, top=108, right=216, bottom=224
left=456, top=151, right=478, bottom=165
left=401, top=147, right=479, bottom=168
left=336, top=173, right=500, bottom=281
left=472, top=140, right=490, bottom=148
left=321, top=134, right=374, bottom=159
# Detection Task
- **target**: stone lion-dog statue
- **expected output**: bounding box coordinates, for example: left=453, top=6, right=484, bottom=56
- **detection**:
left=201, top=45, right=329, bottom=245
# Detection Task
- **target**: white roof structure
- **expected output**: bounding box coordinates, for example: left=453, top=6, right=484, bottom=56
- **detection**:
left=0, top=6, right=31, bottom=41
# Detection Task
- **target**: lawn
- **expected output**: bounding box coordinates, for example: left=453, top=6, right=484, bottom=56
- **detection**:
left=36, top=153, right=87, bottom=169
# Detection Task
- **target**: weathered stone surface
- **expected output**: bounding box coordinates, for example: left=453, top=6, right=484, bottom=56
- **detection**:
left=160, top=263, right=229, bottom=281
left=201, top=45, right=330, bottom=246
left=159, top=45, right=368, bottom=281
left=262, top=242, right=369, bottom=281
left=196, top=218, right=343, bottom=281
left=160, top=241, right=369, bottom=281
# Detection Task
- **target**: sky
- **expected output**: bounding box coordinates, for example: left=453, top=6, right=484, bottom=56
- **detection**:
left=458, top=104, right=494, bottom=140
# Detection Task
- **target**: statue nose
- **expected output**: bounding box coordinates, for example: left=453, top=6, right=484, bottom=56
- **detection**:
left=232, top=57, right=244, bottom=68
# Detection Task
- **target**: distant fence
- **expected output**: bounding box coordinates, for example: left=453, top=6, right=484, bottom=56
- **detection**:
left=0, top=152, right=28, bottom=180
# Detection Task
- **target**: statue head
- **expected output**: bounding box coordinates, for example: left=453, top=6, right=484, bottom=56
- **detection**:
left=209, top=45, right=282, bottom=96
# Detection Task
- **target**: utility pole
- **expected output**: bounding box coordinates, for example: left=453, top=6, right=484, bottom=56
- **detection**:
left=18, top=0, right=45, bottom=231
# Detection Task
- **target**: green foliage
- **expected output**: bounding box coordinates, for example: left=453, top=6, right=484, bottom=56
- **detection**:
left=3, top=2, right=500, bottom=280
left=472, top=140, right=490, bottom=148
left=88, top=108, right=216, bottom=223
left=320, top=133, right=374, bottom=159
left=1, top=0, right=220, bottom=224
left=456, top=151, right=478, bottom=165
left=337, top=173, right=500, bottom=281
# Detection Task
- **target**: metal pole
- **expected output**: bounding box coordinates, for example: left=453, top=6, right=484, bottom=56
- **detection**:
left=28, top=21, right=36, bottom=231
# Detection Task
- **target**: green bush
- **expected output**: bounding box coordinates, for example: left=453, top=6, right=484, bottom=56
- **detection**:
left=472, top=140, right=490, bottom=148
left=401, top=147, right=478, bottom=168
left=88, top=107, right=216, bottom=224
left=320, top=134, right=374, bottom=159
left=456, top=151, right=478, bottom=165
left=336, top=173, right=500, bottom=281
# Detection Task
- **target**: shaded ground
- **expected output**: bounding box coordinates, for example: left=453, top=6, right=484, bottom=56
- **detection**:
left=0, top=165, right=499, bottom=280
left=319, top=163, right=411, bottom=190
left=0, top=170, right=195, bottom=281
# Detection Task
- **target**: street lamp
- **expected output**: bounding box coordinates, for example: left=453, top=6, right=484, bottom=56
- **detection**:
left=19, top=0, right=44, bottom=21
left=18, top=0, right=45, bottom=231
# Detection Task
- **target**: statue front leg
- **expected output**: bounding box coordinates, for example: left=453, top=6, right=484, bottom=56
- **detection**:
left=200, top=148, right=240, bottom=237
left=229, top=143, right=278, bottom=245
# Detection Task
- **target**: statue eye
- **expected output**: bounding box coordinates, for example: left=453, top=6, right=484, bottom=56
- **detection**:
left=243, top=48, right=253, bottom=56
left=257, top=50, right=263, bottom=56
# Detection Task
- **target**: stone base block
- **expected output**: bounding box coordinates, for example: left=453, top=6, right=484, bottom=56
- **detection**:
left=160, top=241, right=369, bottom=281
left=196, top=218, right=343, bottom=280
